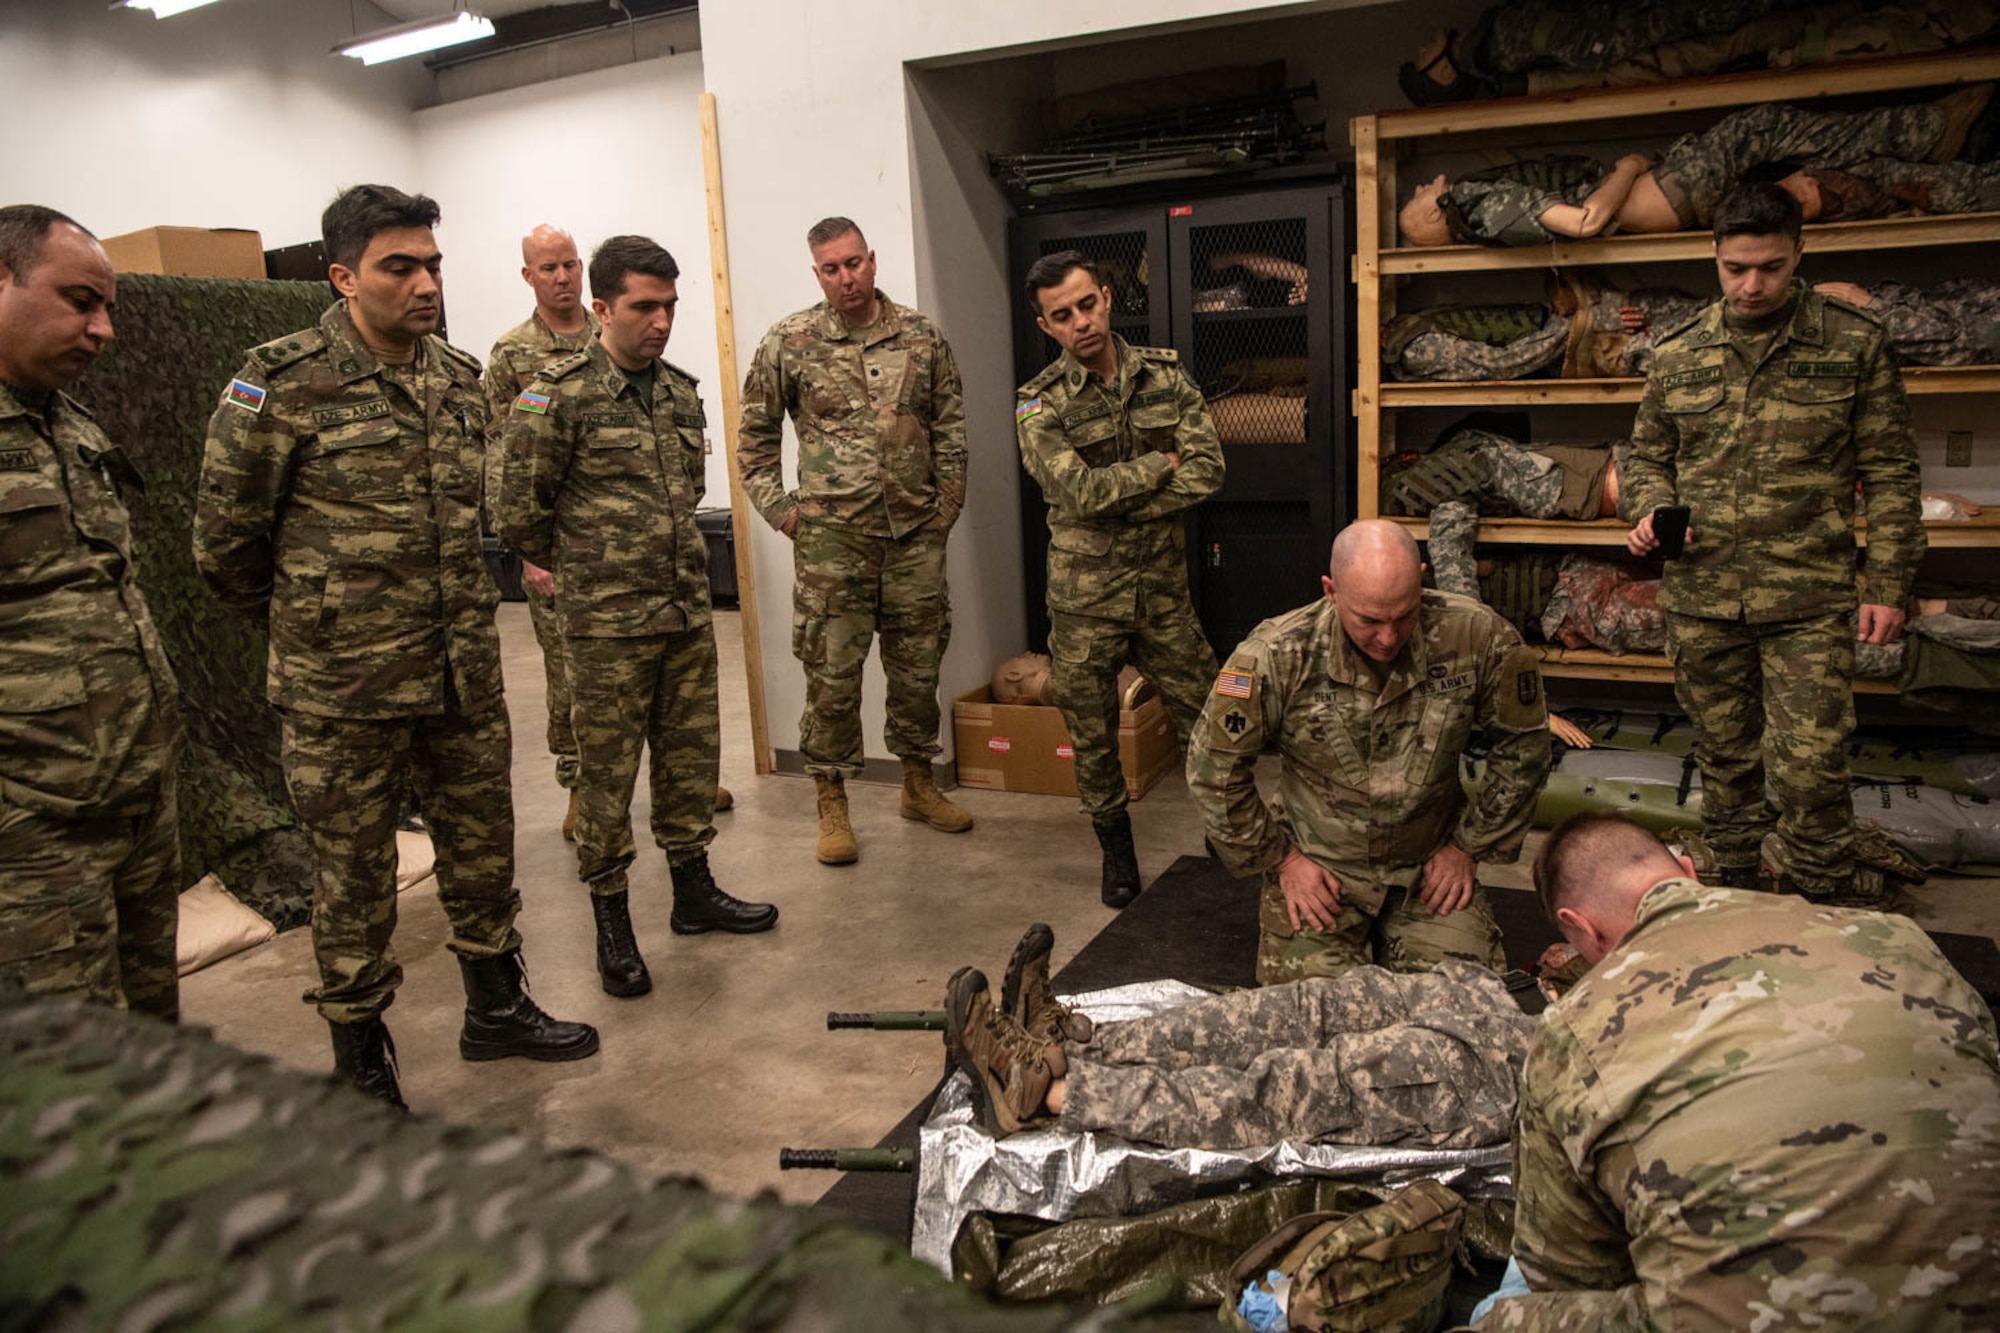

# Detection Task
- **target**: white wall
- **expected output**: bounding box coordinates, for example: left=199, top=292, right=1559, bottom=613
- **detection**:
left=411, top=51, right=730, bottom=500
left=0, top=1, right=425, bottom=249
left=699, top=0, right=1419, bottom=770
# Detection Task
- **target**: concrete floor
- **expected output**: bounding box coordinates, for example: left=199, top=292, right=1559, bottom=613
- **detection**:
left=182, top=605, right=2000, bottom=1209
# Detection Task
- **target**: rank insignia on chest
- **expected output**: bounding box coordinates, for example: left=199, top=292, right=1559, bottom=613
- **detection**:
left=1214, top=668, right=1254, bottom=700
left=514, top=390, right=552, bottom=415
left=1015, top=397, right=1043, bottom=423
left=224, top=379, right=266, bottom=414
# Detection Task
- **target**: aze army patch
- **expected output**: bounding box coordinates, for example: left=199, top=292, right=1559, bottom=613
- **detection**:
left=514, top=390, right=552, bottom=415
left=223, top=379, right=266, bottom=414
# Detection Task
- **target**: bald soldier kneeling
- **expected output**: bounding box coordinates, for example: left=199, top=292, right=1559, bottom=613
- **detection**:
left=1187, top=521, right=1551, bottom=984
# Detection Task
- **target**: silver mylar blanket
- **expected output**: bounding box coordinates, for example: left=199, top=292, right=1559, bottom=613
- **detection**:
left=911, top=979, right=1516, bottom=1274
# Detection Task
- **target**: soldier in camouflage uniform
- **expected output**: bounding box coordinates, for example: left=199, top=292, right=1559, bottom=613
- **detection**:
left=1622, top=184, right=1926, bottom=900
left=496, top=235, right=776, bottom=998
left=1016, top=251, right=1225, bottom=909
left=1188, top=522, right=1549, bottom=985
left=0, top=206, right=180, bottom=1020
left=195, top=185, right=597, bottom=1108
left=1480, top=813, right=2000, bottom=1331
left=484, top=224, right=599, bottom=836
left=944, top=929, right=1532, bottom=1146
left=737, top=216, right=971, bottom=866
left=1401, top=87, right=1994, bottom=245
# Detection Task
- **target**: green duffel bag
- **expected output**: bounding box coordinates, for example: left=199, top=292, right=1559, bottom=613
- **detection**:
left=1218, top=1178, right=1464, bottom=1333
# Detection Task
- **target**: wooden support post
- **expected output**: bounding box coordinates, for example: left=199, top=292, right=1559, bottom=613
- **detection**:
left=1352, top=115, right=1384, bottom=520
left=700, top=91, right=773, bottom=775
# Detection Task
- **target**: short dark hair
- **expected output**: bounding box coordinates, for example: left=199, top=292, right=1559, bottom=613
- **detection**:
left=589, top=234, right=680, bottom=303
left=1712, top=182, right=1803, bottom=244
left=1023, top=249, right=1099, bottom=309
left=806, top=216, right=863, bottom=249
left=0, top=204, right=92, bottom=281
left=322, top=185, right=441, bottom=271
left=1533, top=812, right=1674, bottom=922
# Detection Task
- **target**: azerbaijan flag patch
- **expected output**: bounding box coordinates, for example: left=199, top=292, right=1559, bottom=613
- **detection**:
left=514, top=390, right=552, bottom=415
left=1015, top=397, right=1043, bottom=423
left=224, top=379, right=266, bottom=413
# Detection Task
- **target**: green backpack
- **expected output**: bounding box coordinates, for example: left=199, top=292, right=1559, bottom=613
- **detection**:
left=1217, top=1178, right=1464, bottom=1333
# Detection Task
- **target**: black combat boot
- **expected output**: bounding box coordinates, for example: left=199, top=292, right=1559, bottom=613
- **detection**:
left=591, top=891, right=652, bottom=998
left=669, top=854, right=779, bottom=935
left=1093, top=812, right=1143, bottom=910
left=329, top=1015, right=408, bottom=1111
left=457, top=950, right=601, bottom=1063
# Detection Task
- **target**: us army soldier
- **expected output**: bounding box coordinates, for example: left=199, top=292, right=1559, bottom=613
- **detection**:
left=0, top=205, right=180, bottom=1019
left=1623, top=184, right=1925, bottom=901
left=496, top=235, right=776, bottom=999
left=1017, top=250, right=1224, bottom=908
left=195, top=185, right=597, bottom=1109
left=1481, top=813, right=2000, bottom=1331
left=485, top=223, right=599, bottom=837
left=1188, top=522, right=1549, bottom=984
left=737, top=216, right=971, bottom=867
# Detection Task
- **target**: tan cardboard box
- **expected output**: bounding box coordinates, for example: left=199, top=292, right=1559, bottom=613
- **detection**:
left=952, top=686, right=1177, bottom=800
left=100, top=226, right=266, bottom=280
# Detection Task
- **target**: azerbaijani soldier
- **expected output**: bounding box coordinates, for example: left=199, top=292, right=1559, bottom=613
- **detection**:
left=496, top=235, right=776, bottom=999
left=485, top=223, right=599, bottom=839
left=195, top=185, right=597, bottom=1108
left=1622, top=183, right=1926, bottom=901
left=1016, top=250, right=1224, bottom=908
left=1480, top=813, right=2000, bottom=1330
left=737, top=216, right=971, bottom=866
left=0, top=205, right=180, bottom=1019
left=1187, top=521, right=1549, bottom=984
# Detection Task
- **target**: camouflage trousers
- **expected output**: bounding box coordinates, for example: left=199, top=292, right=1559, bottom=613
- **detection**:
left=281, top=698, right=522, bottom=1024
left=1058, top=962, right=1530, bottom=1151
left=1852, top=155, right=2000, bottom=218
left=1656, top=100, right=1947, bottom=227
left=0, top=783, right=180, bottom=1021
left=1392, top=314, right=1569, bottom=382
left=1470, top=1286, right=1647, bottom=1331
left=1666, top=610, right=1855, bottom=896
left=568, top=626, right=718, bottom=895
left=792, top=520, right=949, bottom=778
left=1256, top=867, right=1506, bottom=986
left=1048, top=588, right=1217, bottom=819
left=525, top=585, right=577, bottom=789
left=1427, top=440, right=1567, bottom=599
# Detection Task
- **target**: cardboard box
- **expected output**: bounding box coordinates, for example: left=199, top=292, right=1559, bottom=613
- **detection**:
left=100, top=226, right=266, bottom=280
left=953, top=686, right=1177, bottom=800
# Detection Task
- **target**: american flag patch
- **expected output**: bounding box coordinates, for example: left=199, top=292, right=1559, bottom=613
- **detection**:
left=514, top=390, right=552, bottom=415
left=1214, top=669, right=1253, bottom=700
left=224, top=379, right=266, bottom=413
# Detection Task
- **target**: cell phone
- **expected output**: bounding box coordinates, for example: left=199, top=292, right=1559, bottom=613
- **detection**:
left=1651, top=505, right=1691, bottom=560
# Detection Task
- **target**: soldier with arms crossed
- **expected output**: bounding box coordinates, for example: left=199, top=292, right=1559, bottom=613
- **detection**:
left=196, top=185, right=596, bottom=1108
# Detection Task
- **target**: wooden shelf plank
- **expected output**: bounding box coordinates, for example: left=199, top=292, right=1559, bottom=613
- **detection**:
left=1374, top=47, right=2000, bottom=141
left=1538, top=646, right=1896, bottom=693
left=1377, top=364, right=2000, bottom=407
left=1390, top=514, right=2000, bottom=548
left=1380, top=213, right=2000, bottom=275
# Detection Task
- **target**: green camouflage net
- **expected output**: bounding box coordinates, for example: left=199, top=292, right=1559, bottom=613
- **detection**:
left=72, top=275, right=335, bottom=932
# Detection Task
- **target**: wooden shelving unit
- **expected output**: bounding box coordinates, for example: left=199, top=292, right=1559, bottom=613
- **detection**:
left=1350, top=49, right=2000, bottom=694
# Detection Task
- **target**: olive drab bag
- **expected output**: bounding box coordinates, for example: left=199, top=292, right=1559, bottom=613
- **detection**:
left=1217, top=1178, right=1464, bottom=1333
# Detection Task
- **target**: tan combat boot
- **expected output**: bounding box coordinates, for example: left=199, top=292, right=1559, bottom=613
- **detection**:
left=1000, top=922, right=1093, bottom=1055
left=562, top=789, right=580, bottom=842
left=944, top=966, right=1057, bottom=1136
left=814, top=775, right=859, bottom=865
left=899, top=758, right=974, bottom=833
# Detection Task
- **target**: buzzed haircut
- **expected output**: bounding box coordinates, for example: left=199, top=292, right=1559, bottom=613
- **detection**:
left=322, top=185, right=441, bottom=271
left=589, top=234, right=679, bottom=303
left=1533, top=812, right=1673, bottom=922
left=0, top=204, right=92, bottom=281
left=1712, top=181, right=1803, bottom=244
left=1328, top=520, right=1421, bottom=583
left=806, top=216, right=863, bottom=249
left=1023, top=250, right=1099, bottom=307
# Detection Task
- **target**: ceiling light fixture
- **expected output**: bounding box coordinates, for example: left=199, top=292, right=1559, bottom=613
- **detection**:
left=333, top=10, right=495, bottom=65
left=118, top=0, right=227, bottom=17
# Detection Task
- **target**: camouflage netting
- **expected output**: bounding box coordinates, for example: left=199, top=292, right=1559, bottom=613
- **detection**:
left=72, top=275, right=335, bottom=932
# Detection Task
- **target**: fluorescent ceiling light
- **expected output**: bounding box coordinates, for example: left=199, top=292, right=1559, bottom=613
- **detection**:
left=334, top=10, right=495, bottom=65
left=119, top=0, right=226, bottom=16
